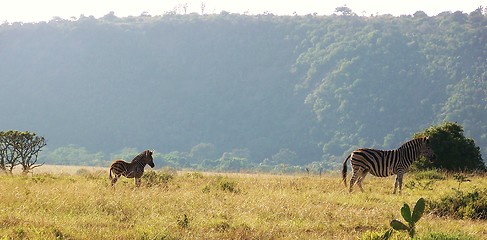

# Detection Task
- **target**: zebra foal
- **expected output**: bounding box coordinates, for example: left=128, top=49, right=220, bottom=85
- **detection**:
left=109, top=149, right=155, bottom=187
left=342, top=137, right=435, bottom=194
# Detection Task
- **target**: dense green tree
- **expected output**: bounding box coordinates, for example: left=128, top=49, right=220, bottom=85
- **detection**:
left=271, top=148, right=298, bottom=165
left=413, top=122, right=485, bottom=171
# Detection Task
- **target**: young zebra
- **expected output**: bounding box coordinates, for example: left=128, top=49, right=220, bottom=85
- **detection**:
left=342, top=137, right=435, bottom=194
left=109, top=149, right=155, bottom=187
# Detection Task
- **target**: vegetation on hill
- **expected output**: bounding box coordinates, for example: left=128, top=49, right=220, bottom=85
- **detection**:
left=0, top=8, right=485, bottom=169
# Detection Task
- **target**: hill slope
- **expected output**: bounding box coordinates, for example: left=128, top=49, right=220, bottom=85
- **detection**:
left=0, top=12, right=485, bottom=167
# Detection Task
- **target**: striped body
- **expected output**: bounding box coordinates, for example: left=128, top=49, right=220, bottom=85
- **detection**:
left=342, top=137, right=435, bottom=194
left=109, top=150, right=154, bottom=187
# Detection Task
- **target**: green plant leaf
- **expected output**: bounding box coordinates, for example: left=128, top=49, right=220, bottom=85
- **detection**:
left=390, top=220, right=410, bottom=231
left=401, top=203, right=412, bottom=223
left=412, top=197, right=425, bottom=223
left=380, top=229, right=393, bottom=240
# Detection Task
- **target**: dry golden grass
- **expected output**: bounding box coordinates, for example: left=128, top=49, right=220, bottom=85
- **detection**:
left=0, top=166, right=485, bottom=239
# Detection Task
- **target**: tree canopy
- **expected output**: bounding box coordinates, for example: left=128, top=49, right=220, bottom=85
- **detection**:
left=0, top=9, right=485, bottom=171
left=0, top=131, right=46, bottom=173
left=413, top=122, right=485, bottom=171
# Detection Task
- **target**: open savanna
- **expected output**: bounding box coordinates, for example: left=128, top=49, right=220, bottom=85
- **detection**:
left=0, top=166, right=486, bottom=239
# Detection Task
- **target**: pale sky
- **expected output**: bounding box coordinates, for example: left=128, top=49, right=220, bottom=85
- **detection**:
left=1, top=0, right=485, bottom=23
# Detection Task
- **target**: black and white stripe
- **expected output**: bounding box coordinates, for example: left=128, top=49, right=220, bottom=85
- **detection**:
left=109, top=150, right=155, bottom=187
left=342, top=137, right=435, bottom=194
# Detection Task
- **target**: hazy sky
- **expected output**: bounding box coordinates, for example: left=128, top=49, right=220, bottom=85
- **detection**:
left=1, top=0, right=485, bottom=23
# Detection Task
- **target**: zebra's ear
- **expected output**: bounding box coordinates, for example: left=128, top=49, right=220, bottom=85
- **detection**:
left=148, top=150, right=153, bottom=156
left=425, top=136, right=430, bottom=143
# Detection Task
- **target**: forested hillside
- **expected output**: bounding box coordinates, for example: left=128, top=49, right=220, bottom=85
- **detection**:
left=0, top=9, right=485, bottom=170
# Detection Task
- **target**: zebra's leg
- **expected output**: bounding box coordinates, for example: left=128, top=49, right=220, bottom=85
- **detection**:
left=393, top=173, right=404, bottom=194
left=357, top=170, right=369, bottom=192
left=111, top=174, right=119, bottom=187
left=398, top=174, right=404, bottom=194
left=349, top=167, right=363, bottom=193
left=135, top=177, right=141, bottom=187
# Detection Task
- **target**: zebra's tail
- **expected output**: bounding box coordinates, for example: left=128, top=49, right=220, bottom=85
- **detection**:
left=342, top=154, right=351, bottom=187
left=109, top=167, right=113, bottom=180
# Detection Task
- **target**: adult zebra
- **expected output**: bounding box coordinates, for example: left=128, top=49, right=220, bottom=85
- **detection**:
left=109, top=149, right=155, bottom=187
left=342, top=137, right=435, bottom=194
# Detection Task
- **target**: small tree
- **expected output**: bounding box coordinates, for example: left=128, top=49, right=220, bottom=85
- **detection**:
left=0, top=130, right=46, bottom=174
left=334, top=5, right=355, bottom=16
left=14, top=131, right=47, bottom=174
left=0, top=131, right=22, bottom=173
left=413, top=122, right=485, bottom=172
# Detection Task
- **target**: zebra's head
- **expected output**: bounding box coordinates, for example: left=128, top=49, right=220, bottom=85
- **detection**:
left=421, top=137, right=436, bottom=162
left=145, top=150, right=155, bottom=168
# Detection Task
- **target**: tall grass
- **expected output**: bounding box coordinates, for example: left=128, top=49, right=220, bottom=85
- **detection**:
left=0, top=168, right=486, bottom=239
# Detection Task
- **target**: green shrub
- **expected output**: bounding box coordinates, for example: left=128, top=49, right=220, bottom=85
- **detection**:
left=413, top=122, right=485, bottom=171
left=411, top=169, right=446, bottom=181
left=428, top=188, right=487, bottom=219
left=216, top=177, right=240, bottom=193
left=142, top=170, right=175, bottom=187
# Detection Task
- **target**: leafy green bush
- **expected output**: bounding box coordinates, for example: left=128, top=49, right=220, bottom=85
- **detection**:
left=428, top=188, right=487, bottom=219
left=405, top=170, right=446, bottom=191
left=142, top=170, right=175, bottom=187
left=413, top=122, right=485, bottom=171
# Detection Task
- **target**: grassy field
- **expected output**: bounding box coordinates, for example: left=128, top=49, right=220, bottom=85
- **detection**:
left=0, top=166, right=486, bottom=239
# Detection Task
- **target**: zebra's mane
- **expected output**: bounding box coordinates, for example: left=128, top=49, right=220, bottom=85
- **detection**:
left=130, top=150, right=151, bottom=163
left=398, top=137, right=427, bottom=151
